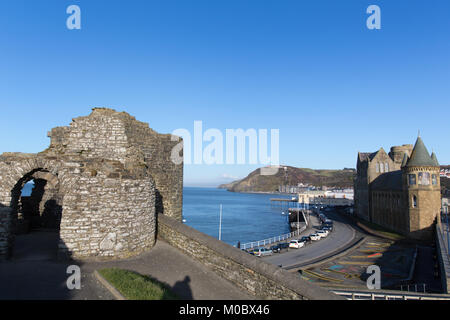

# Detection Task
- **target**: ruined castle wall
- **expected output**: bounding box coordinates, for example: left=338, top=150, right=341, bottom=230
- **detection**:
left=48, top=108, right=183, bottom=221
left=59, top=168, right=156, bottom=259
left=48, top=113, right=130, bottom=162
left=121, top=113, right=183, bottom=220
left=0, top=207, right=13, bottom=260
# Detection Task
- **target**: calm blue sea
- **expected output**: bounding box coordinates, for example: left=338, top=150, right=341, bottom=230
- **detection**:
left=183, top=187, right=292, bottom=246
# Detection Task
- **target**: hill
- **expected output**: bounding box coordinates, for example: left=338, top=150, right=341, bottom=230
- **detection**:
left=218, top=166, right=356, bottom=193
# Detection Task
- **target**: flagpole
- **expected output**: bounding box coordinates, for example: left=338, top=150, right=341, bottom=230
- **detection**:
left=219, top=204, right=223, bottom=241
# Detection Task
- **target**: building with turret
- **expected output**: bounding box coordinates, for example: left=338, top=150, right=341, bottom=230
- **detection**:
left=354, top=136, right=441, bottom=241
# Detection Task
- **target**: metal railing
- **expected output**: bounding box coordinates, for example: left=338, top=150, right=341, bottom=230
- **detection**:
left=240, top=225, right=307, bottom=250
left=440, top=213, right=450, bottom=256
left=331, top=290, right=450, bottom=300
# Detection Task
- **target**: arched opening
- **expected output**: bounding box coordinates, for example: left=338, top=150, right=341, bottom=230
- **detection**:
left=10, top=169, right=62, bottom=260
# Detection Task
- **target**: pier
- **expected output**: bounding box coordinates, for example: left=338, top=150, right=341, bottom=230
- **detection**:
left=270, top=197, right=298, bottom=209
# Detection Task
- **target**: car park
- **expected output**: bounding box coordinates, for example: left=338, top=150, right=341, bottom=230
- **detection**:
left=289, top=240, right=305, bottom=249
left=252, top=247, right=273, bottom=257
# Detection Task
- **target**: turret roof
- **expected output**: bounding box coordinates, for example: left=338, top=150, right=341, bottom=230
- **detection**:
left=431, top=152, right=440, bottom=166
left=405, top=136, right=437, bottom=167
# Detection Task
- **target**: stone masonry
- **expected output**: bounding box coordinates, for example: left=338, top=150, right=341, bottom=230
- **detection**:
left=0, top=108, right=183, bottom=260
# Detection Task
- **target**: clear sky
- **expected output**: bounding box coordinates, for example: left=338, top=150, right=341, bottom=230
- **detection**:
left=1, top=0, right=449, bottom=187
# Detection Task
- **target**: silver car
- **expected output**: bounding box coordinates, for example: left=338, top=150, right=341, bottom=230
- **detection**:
left=253, top=247, right=273, bottom=257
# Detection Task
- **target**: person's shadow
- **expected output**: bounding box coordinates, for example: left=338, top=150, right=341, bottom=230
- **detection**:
left=172, top=276, right=193, bottom=300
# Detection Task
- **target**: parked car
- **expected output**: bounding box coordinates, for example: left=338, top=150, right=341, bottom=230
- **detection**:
left=252, top=247, right=273, bottom=257
left=289, top=240, right=305, bottom=249
left=316, top=230, right=328, bottom=238
left=322, top=226, right=333, bottom=233
left=270, top=244, right=281, bottom=253
left=279, top=242, right=290, bottom=251
left=309, top=233, right=321, bottom=241
left=300, top=236, right=311, bottom=243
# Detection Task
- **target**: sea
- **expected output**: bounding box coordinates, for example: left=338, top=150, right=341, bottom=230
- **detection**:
left=183, top=187, right=292, bottom=246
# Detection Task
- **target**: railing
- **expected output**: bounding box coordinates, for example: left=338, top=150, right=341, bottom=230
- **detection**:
left=331, top=290, right=450, bottom=300
left=240, top=224, right=307, bottom=250
left=439, top=213, right=450, bottom=256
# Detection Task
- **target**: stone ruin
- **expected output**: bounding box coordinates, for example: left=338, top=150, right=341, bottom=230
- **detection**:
left=0, top=108, right=183, bottom=260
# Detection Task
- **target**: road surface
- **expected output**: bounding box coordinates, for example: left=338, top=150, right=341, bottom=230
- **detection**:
left=262, top=210, right=357, bottom=269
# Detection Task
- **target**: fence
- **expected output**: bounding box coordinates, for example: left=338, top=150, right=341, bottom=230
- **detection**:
left=240, top=224, right=307, bottom=250
left=440, top=213, right=450, bottom=256
left=331, top=290, right=450, bottom=300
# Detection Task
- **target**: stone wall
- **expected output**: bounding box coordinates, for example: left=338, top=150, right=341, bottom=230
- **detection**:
left=47, top=108, right=183, bottom=221
left=157, top=214, right=342, bottom=300
left=58, top=162, right=156, bottom=259
left=0, top=207, right=12, bottom=260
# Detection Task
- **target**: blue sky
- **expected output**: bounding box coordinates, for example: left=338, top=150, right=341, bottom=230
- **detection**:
left=1, top=0, right=449, bottom=187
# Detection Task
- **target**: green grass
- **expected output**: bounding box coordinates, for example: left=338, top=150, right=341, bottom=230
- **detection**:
left=98, top=268, right=179, bottom=300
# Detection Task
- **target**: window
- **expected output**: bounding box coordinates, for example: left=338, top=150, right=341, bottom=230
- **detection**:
left=408, top=174, right=416, bottom=185
left=385, top=162, right=389, bottom=172
left=380, top=162, right=384, bottom=173
left=432, top=174, right=438, bottom=185
left=376, top=162, right=380, bottom=173
left=418, top=172, right=430, bottom=185
left=412, top=195, right=417, bottom=208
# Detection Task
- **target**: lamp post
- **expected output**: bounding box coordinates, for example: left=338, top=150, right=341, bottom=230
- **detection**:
left=219, top=204, right=223, bottom=241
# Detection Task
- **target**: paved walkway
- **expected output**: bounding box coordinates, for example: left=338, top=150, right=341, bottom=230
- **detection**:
left=0, top=237, right=252, bottom=300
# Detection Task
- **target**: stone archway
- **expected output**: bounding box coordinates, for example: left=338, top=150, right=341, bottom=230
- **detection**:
left=10, top=168, right=62, bottom=234
left=8, top=167, right=62, bottom=260
left=0, top=156, right=63, bottom=260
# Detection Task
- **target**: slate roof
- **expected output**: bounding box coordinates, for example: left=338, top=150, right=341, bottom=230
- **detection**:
left=358, top=151, right=378, bottom=162
left=431, top=152, right=440, bottom=166
left=371, top=170, right=403, bottom=191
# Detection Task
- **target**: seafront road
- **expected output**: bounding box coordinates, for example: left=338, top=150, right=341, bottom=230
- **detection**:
left=262, top=210, right=359, bottom=269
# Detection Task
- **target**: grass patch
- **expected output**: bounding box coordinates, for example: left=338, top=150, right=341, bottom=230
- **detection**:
left=98, top=268, right=179, bottom=300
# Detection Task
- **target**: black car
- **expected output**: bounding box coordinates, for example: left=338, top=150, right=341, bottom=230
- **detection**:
left=278, top=242, right=290, bottom=251
left=270, top=245, right=281, bottom=253
left=300, top=236, right=311, bottom=243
